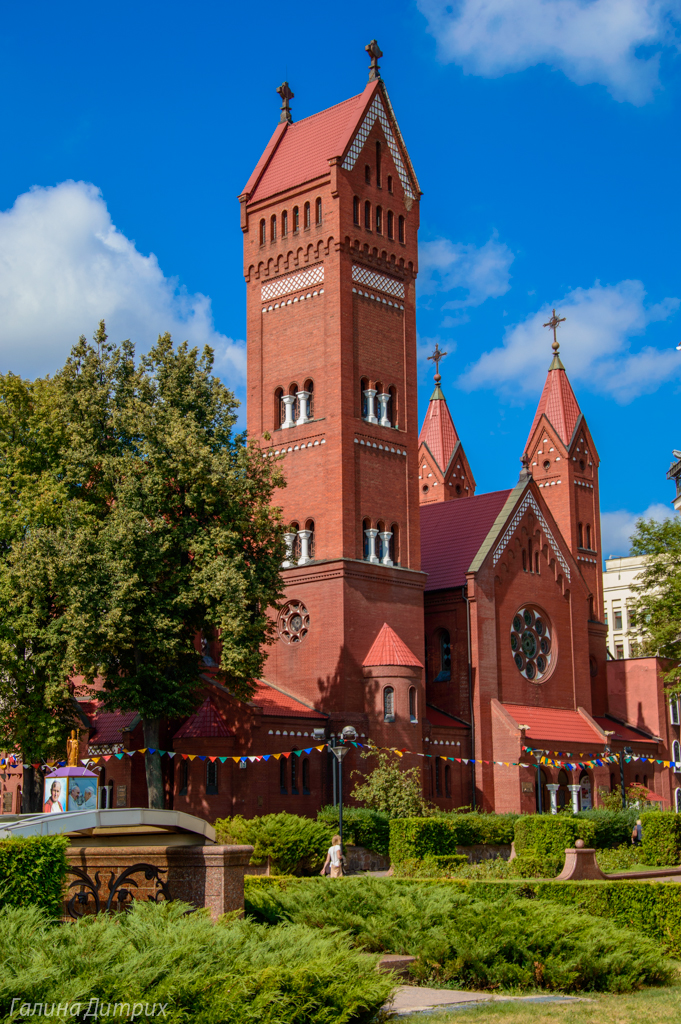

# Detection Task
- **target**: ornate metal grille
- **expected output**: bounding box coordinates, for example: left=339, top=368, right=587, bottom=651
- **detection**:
left=261, top=264, right=324, bottom=302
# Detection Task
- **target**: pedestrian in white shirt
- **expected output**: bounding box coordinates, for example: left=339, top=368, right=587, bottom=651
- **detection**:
left=321, top=834, right=345, bottom=877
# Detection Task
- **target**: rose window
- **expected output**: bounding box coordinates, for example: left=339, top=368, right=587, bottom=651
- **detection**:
left=510, top=606, right=553, bottom=682
left=278, top=600, right=310, bottom=644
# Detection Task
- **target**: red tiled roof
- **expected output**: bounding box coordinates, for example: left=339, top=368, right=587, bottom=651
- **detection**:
left=426, top=706, right=469, bottom=729
left=418, top=388, right=460, bottom=472
left=174, top=699, right=233, bottom=740
left=250, top=681, right=327, bottom=720
left=594, top=717, right=658, bottom=744
left=246, top=83, right=377, bottom=204
left=526, top=366, right=581, bottom=450
left=420, top=489, right=511, bottom=591
left=503, top=704, right=604, bottom=744
left=363, top=623, right=423, bottom=668
left=82, top=703, right=138, bottom=744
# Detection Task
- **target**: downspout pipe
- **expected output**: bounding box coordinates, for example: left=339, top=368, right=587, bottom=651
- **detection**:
left=462, top=585, right=476, bottom=811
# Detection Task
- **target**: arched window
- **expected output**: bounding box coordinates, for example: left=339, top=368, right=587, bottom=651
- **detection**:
left=291, top=754, right=298, bottom=793
left=376, top=206, right=383, bottom=234
left=304, top=518, right=315, bottom=560
left=270, top=214, right=277, bottom=241
left=536, top=768, right=548, bottom=813
left=387, top=210, right=394, bottom=239
left=676, top=788, right=681, bottom=813
left=304, top=378, right=314, bottom=419
left=293, top=206, right=299, bottom=232
left=391, top=522, right=400, bottom=565
left=435, top=630, right=451, bottom=682
left=289, top=521, right=301, bottom=562
left=280, top=756, right=287, bottom=794
left=275, top=387, right=284, bottom=429
left=289, top=382, right=299, bottom=421
left=259, top=219, right=266, bottom=245
left=179, top=759, right=189, bottom=796
left=528, top=539, right=533, bottom=572
left=398, top=215, right=405, bottom=243
left=534, top=552, right=540, bottom=574
left=522, top=549, right=527, bottom=571
left=206, top=760, right=218, bottom=795
left=557, top=768, right=569, bottom=809
left=362, top=517, right=371, bottom=560
left=586, top=524, right=592, bottom=549
left=302, top=757, right=310, bottom=794
left=673, top=740, right=681, bottom=772
left=671, top=700, right=680, bottom=726
left=388, top=385, right=397, bottom=426
left=445, top=763, right=451, bottom=798
left=387, top=174, right=393, bottom=194
left=435, top=757, right=441, bottom=796
left=365, top=164, right=371, bottom=184
left=304, top=202, right=311, bottom=229
left=376, top=141, right=382, bottom=187
left=409, top=686, right=417, bottom=723
left=360, top=376, right=369, bottom=419
left=383, top=686, right=395, bottom=721
left=579, top=771, right=592, bottom=809
left=364, top=201, right=371, bottom=229
left=282, top=210, right=288, bottom=236
left=578, top=523, right=584, bottom=548
left=353, top=196, right=360, bottom=225
left=315, top=198, right=322, bottom=224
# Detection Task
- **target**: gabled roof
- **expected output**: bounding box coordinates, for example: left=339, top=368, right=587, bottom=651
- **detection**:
left=363, top=622, right=423, bottom=667
left=502, top=704, right=604, bottom=744
left=426, top=705, right=469, bottom=729
left=87, top=707, right=139, bottom=744
left=245, top=84, right=377, bottom=204
left=421, top=489, right=512, bottom=591
left=526, top=360, right=582, bottom=451
left=174, top=698, right=233, bottom=740
left=418, top=385, right=460, bottom=473
left=249, top=680, right=328, bottom=720
left=594, top=716, right=658, bottom=744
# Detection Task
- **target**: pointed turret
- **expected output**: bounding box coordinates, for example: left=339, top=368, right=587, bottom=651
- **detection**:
left=418, top=344, right=476, bottom=504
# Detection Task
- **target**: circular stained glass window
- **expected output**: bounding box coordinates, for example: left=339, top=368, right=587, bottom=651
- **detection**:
left=510, top=606, right=553, bottom=683
left=278, top=600, right=310, bottom=645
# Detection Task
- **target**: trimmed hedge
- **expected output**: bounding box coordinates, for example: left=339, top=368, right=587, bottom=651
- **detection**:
left=0, top=836, right=68, bottom=916
left=513, top=811, right=636, bottom=860
left=214, top=813, right=333, bottom=874
left=387, top=815, right=516, bottom=865
left=641, top=812, right=681, bottom=866
left=317, top=807, right=390, bottom=857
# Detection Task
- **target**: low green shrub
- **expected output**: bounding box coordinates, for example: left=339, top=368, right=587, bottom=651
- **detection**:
left=641, top=812, right=681, bottom=866
left=0, top=901, right=392, bottom=1023
left=393, top=854, right=468, bottom=878
left=389, top=814, right=516, bottom=865
left=0, top=836, right=68, bottom=916
left=244, top=876, right=672, bottom=992
left=508, top=853, right=562, bottom=879
left=595, top=845, right=648, bottom=873
left=214, top=813, right=333, bottom=874
left=317, top=806, right=390, bottom=857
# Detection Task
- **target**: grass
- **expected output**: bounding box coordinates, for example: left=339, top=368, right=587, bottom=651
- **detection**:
left=399, top=985, right=681, bottom=1024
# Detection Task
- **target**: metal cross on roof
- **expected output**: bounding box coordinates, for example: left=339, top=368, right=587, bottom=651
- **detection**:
left=366, top=39, right=383, bottom=82
left=277, top=82, right=294, bottom=124
left=543, top=308, right=566, bottom=354
left=427, top=342, right=447, bottom=384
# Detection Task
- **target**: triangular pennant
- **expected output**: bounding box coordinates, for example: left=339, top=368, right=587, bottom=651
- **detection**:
left=282, top=751, right=291, bottom=759
left=232, top=757, right=241, bottom=763
left=315, top=745, right=325, bottom=751
left=139, top=748, right=148, bottom=754
left=188, top=754, right=197, bottom=761
left=248, top=756, right=257, bottom=762
left=272, top=753, right=281, bottom=760
left=208, top=756, right=217, bottom=762
left=167, top=752, right=176, bottom=758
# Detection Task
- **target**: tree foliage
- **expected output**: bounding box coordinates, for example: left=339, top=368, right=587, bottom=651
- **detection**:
left=0, top=324, right=285, bottom=804
left=350, top=748, right=434, bottom=818
left=629, top=516, right=681, bottom=691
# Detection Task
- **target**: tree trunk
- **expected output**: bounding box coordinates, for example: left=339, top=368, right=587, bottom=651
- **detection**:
left=22, top=766, right=43, bottom=813
left=142, top=717, right=164, bottom=809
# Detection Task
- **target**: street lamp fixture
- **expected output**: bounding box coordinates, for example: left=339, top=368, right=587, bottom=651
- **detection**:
left=330, top=726, right=357, bottom=845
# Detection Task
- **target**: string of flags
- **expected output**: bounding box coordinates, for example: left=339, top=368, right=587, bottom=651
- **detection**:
left=2, top=741, right=677, bottom=773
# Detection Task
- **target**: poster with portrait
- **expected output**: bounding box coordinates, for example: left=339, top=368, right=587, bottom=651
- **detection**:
left=43, top=777, right=67, bottom=814
left=67, top=779, right=98, bottom=811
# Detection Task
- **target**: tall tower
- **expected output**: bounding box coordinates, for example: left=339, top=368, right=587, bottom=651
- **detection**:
left=418, top=344, right=476, bottom=505
left=524, top=316, right=608, bottom=710
left=239, top=44, right=426, bottom=746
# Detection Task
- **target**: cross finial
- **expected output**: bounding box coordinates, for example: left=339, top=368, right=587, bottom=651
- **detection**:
left=277, top=82, right=294, bottom=124
left=366, top=39, right=383, bottom=81
left=543, top=308, right=566, bottom=356
left=427, top=342, right=447, bottom=384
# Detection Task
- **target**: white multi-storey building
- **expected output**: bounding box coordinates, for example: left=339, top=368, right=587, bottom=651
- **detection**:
left=602, top=555, right=648, bottom=660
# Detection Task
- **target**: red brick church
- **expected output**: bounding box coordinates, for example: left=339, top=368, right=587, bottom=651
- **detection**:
left=3, top=44, right=676, bottom=819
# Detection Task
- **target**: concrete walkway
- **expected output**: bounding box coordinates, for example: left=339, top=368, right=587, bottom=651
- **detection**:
left=386, top=985, right=583, bottom=1016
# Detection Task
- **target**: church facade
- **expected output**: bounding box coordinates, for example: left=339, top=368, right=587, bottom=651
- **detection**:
left=2, top=46, right=676, bottom=819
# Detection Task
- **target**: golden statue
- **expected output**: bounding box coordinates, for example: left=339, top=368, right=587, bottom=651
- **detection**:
left=66, top=729, right=79, bottom=767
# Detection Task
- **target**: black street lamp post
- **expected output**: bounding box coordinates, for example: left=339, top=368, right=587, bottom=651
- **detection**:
left=330, top=726, right=357, bottom=846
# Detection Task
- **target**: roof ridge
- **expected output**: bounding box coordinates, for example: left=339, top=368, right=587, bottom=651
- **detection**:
left=289, top=90, right=366, bottom=128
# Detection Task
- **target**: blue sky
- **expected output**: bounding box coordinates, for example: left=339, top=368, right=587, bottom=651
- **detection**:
left=1, top=0, right=680, bottom=557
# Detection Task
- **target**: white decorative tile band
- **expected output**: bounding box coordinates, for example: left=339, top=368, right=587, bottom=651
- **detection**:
left=261, top=264, right=324, bottom=302
left=342, top=95, right=414, bottom=200
left=492, top=491, right=571, bottom=580
left=352, top=264, right=405, bottom=299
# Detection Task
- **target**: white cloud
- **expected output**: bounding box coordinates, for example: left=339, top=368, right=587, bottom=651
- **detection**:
left=418, top=234, right=514, bottom=309
left=458, top=280, right=680, bottom=403
left=418, top=0, right=680, bottom=104
left=601, top=502, right=673, bottom=557
left=0, top=181, right=245, bottom=382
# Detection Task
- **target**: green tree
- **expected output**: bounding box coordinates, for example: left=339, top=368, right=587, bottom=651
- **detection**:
left=0, top=324, right=285, bottom=807
left=350, top=748, right=434, bottom=818
left=629, top=516, right=681, bottom=692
